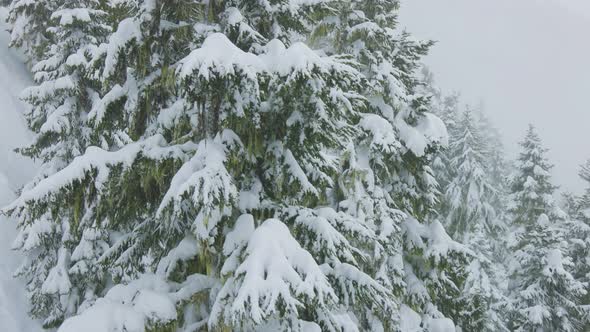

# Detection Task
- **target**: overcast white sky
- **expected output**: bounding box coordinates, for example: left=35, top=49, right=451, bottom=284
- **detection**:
left=400, top=0, right=590, bottom=194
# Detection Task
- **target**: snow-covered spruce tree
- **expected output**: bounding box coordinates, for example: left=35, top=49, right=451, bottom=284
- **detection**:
left=508, top=125, right=563, bottom=224
left=474, top=109, right=512, bottom=329
left=577, top=159, right=590, bottom=219
left=566, top=160, right=590, bottom=326
left=315, top=1, right=478, bottom=329
left=459, top=224, right=509, bottom=331
left=473, top=109, right=511, bottom=263
left=506, top=126, right=586, bottom=331
left=437, top=109, right=509, bottom=331
left=474, top=109, right=510, bottom=192
left=5, top=1, right=454, bottom=331
left=327, top=0, right=441, bottom=215
left=580, top=161, right=590, bottom=322
left=421, top=69, right=510, bottom=330
left=508, top=213, right=586, bottom=332
left=7, top=0, right=217, bottom=328
left=6, top=1, right=110, bottom=328
left=443, top=110, right=497, bottom=240
left=562, top=191, right=581, bottom=218
left=431, top=93, right=460, bottom=191
left=87, top=1, right=379, bottom=329
left=424, top=89, right=509, bottom=330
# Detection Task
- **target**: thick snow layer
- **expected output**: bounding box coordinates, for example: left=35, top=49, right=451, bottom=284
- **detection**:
left=399, top=304, right=457, bottom=332
left=212, top=218, right=337, bottom=328
left=58, top=275, right=177, bottom=332
left=360, top=113, right=400, bottom=154
left=102, top=17, right=142, bottom=78
left=399, top=305, right=422, bottom=332
left=543, top=248, right=569, bottom=277
left=178, top=32, right=263, bottom=80
left=52, top=8, right=92, bottom=26
left=178, top=33, right=356, bottom=81
left=396, top=110, right=448, bottom=157
left=423, top=317, right=456, bottom=332
left=0, top=7, right=41, bottom=331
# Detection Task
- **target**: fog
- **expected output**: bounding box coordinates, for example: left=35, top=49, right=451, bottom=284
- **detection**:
left=400, top=0, right=590, bottom=194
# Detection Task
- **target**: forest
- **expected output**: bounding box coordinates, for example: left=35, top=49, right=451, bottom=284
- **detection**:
left=0, top=0, right=589, bottom=331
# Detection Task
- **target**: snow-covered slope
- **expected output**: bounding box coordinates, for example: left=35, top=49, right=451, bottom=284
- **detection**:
left=0, top=7, right=41, bottom=332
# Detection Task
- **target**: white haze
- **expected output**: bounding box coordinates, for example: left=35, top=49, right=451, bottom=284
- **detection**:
left=400, top=0, right=590, bottom=194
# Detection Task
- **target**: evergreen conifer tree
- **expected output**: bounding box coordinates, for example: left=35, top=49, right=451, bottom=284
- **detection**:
left=566, top=160, right=590, bottom=327
left=508, top=213, right=586, bottom=332
left=508, top=125, right=563, bottom=224
left=578, top=160, right=590, bottom=217
left=5, top=1, right=461, bottom=331
left=460, top=224, right=509, bottom=331
left=434, top=105, right=509, bottom=331
left=318, top=1, right=478, bottom=328
left=443, top=110, right=497, bottom=239
left=506, top=126, right=586, bottom=331
left=474, top=110, right=509, bottom=191
left=7, top=1, right=110, bottom=327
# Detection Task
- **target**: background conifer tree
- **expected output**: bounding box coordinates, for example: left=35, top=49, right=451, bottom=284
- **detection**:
left=506, top=126, right=586, bottom=331
left=507, top=213, right=586, bottom=332
left=443, top=110, right=497, bottom=240
left=508, top=125, right=563, bottom=224
left=429, top=94, right=509, bottom=331
left=577, top=160, right=590, bottom=218
left=565, top=160, right=590, bottom=328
